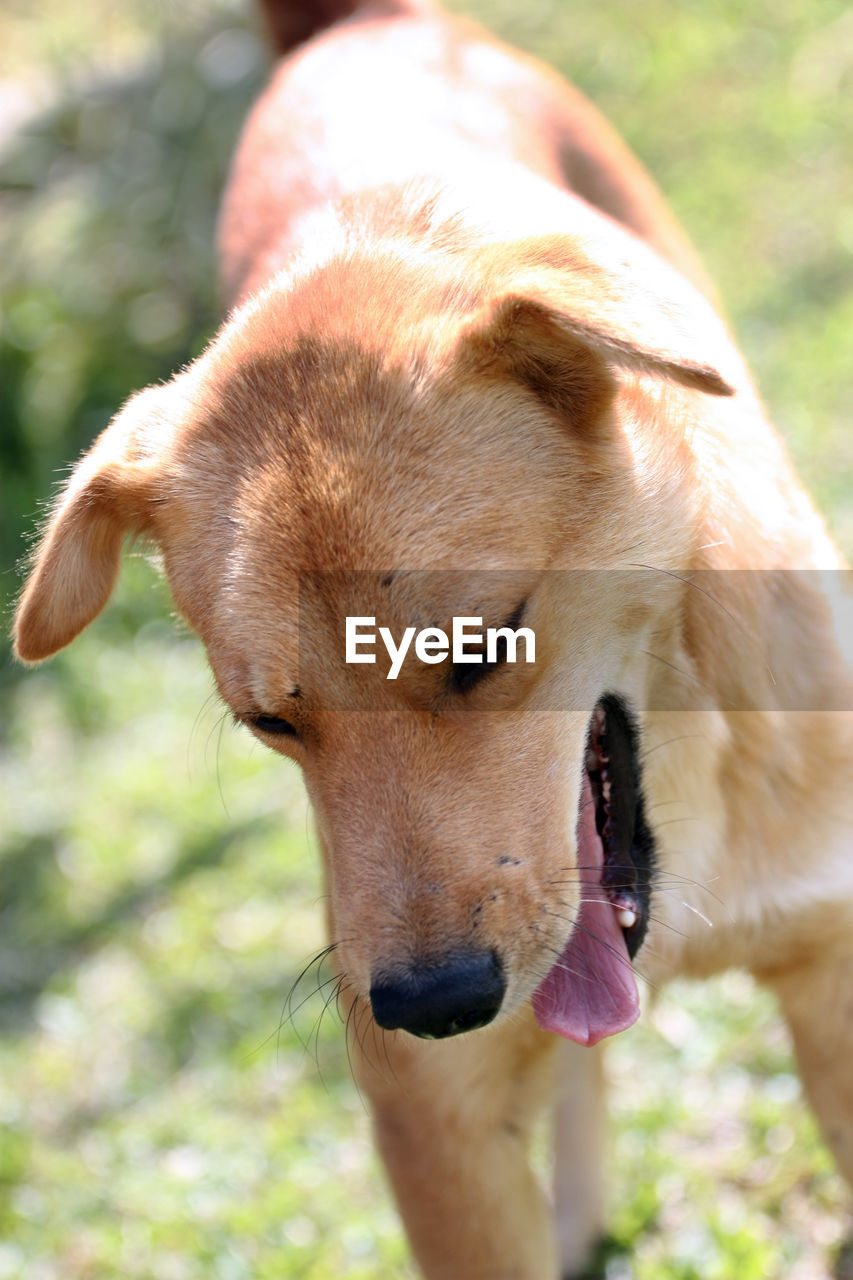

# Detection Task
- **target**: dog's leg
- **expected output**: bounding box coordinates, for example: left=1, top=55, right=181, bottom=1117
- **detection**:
left=553, top=1040, right=607, bottom=1277
left=768, top=952, right=853, bottom=1186
left=351, top=1001, right=560, bottom=1280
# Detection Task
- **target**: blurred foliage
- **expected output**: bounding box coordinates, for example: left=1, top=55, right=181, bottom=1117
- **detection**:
left=0, top=2, right=266, bottom=603
left=1, top=1, right=852, bottom=1277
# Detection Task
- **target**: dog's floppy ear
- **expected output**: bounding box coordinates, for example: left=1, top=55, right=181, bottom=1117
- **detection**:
left=13, top=373, right=192, bottom=663
left=462, top=233, right=738, bottom=415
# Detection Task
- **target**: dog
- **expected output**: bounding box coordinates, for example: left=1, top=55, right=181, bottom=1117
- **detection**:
left=13, top=0, right=853, bottom=1275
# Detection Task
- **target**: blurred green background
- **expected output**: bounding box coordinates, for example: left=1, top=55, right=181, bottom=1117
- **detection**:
left=0, top=1, right=850, bottom=1277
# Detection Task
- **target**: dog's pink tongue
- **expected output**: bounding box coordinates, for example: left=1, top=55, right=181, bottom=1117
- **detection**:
left=532, top=777, right=639, bottom=1046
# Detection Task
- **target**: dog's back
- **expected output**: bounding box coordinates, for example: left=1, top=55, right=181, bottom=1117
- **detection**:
left=222, top=0, right=708, bottom=303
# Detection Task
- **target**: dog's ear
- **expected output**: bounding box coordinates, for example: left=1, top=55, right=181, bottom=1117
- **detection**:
left=462, top=233, right=737, bottom=418
left=13, top=374, right=192, bottom=663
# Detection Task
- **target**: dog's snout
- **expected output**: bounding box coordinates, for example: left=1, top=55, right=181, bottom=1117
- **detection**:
left=370, top=950, right=505, bottom=1039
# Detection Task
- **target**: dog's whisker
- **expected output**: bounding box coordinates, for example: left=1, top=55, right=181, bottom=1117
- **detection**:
left=678, top=900, right=715, bottom=928
left=380, top=1025, right=401, bottom=1089
left=310, top=973, right=349, bottom=1079
left=264, top=940, right=355, bottom=1074
left=213, top=711, right=231, bottom=819
left=544, top=909, right=634, bottom=972
left=639, top=646, right=733, bottom=704
left=532, top=933, right=659, bottom=996
left=342, top=991, right=369, bottom=1106
left=638, top=732, right=707, bottom=762
left=629, top=561, right=777, bottom=690
left=284, top=971, right=341, bottom=1030
left=189, top=688, right=226, bottom=772
left=355, top=999, right=391, bottom=1086
left=644, top=912, right=692, bottom=940
left=284, top=942, right=340, bottom=1016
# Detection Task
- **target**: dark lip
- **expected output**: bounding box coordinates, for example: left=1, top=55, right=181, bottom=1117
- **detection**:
left=585, top=693, right=656, bottom=959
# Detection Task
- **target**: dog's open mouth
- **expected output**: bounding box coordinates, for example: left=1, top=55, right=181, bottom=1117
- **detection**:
left=532, top=694, right=655, bottom=1046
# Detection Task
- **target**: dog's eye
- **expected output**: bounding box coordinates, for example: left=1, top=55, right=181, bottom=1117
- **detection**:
left=450, top=654, right=499, bottom=694
left=252, top=714, right=299, bottom=737
left=449, top=599, right=529, bottom=696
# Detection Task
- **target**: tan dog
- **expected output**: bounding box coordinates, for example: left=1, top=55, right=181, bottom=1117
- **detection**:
left=14, top=1, right=853, bottom=1276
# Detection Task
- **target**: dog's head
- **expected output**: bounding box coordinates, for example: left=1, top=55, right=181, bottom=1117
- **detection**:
left=14, top=210, right=735, bottom=1045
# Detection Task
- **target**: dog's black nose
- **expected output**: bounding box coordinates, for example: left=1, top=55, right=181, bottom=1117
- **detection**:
left=370, top=951, right=505, bottom=1039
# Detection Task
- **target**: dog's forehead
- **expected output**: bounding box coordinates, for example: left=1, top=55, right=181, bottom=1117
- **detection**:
left=204, top=336, right=575, bottom=577
left=195, top=334, right=568, bottom=708
left=298, top=566, right=540, bottom=633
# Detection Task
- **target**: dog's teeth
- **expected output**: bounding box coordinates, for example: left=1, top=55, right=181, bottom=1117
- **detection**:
left=616, top=906, right=637, bottom=929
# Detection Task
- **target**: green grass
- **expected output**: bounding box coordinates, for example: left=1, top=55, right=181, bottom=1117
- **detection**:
left=1, top=1, right=851, bottom=1277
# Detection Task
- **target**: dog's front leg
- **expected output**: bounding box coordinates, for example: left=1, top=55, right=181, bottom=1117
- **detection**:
left=768, top=950, right=853, bottom=1188
left=553, top=1039, right=607, bottom=1276
left=351, top=1000, right=561, bottom=1280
